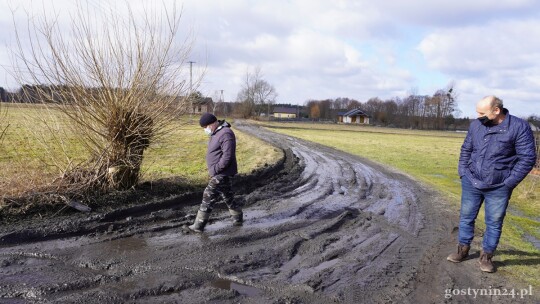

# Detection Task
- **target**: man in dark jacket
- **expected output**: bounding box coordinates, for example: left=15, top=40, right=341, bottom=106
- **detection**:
left=447, top=96, right=537, bottom=272
left=188, top=113, right=242, bottom=232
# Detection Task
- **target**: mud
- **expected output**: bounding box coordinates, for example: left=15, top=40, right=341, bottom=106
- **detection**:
left=0, top=122, right=537, bottom=303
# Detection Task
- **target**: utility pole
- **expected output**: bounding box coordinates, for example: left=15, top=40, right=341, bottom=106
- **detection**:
left=188, top=61, right=196, bottom=121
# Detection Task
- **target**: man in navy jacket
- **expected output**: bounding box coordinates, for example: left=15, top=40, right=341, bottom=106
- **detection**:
left=188, top=113, right=242, bottom=232
left=447, top=96, right=537, bottom=272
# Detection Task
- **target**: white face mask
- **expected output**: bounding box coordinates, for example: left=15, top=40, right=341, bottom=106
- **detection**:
left=204, top=126, right=212, bottom=135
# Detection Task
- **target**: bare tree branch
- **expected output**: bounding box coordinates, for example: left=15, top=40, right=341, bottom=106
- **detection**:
left=236, top=66, right=277, bottom=118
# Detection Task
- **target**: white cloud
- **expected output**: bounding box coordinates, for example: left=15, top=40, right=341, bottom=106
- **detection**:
left=418, top=19, right=540, bottom=75
left=418, top=18, right=540, bottom=117
left=374, top=0, right=540, bottom=26
left=183, top=0, right=416, bottom=104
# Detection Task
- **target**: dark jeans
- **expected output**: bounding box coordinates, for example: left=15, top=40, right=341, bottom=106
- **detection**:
left=458, top=176, right=513, bottom=253
left=199, top=175, right=237, bottom=213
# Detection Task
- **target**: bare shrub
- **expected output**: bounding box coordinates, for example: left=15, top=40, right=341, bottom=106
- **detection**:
left=8, top=2, right=196, bottom=204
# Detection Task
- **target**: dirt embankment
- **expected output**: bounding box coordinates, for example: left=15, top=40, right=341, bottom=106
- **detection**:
left=0, top=122, right=536, bottom=303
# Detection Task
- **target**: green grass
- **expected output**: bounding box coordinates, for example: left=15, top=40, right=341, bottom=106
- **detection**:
left=261, top=121, right=540, bottom=287
left=0, top=103, right=84, bottom=196
left=0, top=103, right=282, bottom=198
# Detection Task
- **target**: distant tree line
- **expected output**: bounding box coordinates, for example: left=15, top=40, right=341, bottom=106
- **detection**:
left=5, top=84, right=539, bottom=133
left=228, top=67, right=472, bottom=130
left=0, top=84, right=466, bottom=130
left=304, top=87, right=472, bottom=130
left=1, top=85, right=91, bottom=103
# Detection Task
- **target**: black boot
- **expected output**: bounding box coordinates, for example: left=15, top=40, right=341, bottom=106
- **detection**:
left=188, top=210, right=210, bottom=232
left=229, top=208, right=243, bottom=226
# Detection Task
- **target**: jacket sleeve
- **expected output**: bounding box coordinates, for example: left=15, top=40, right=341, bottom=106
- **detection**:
left=458, top=125, right=474, bottom=178
left=504, top=124, right=537, bottom=188
left=213, top=132, right=236, bottom=175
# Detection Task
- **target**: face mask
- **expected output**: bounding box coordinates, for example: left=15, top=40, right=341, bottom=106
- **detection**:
left=478, top=115, right=491, bottom=125
left=204, top=126, right=212, bottom=135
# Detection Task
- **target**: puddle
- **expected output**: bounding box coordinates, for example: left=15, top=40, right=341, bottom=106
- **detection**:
left=210, top=278, right=263, bottom=297
left=248, top=217, right=295, bottom=229
left=244, top=209, right=268, bottom=219
left=146, top=231, right=202, bottom=247
left=202, top=210, right=270, bottom=233
left=204, top=220, right=231, bottom=232
left=507, top=206, right=540, bottom=222
left=524, top=234, right=540, bottom=250
left=102, top=236, right=148, bottom=253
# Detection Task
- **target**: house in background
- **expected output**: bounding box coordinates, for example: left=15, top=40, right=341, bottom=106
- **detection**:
left=171, top=94, right=213, bottom=115
left=338, top=108, right=370, bottom=124
left=191, top=97, right=213, bottom=114
left=273, top=106, right=297, bottom=119
left=181, top=97, right=213, bottom=114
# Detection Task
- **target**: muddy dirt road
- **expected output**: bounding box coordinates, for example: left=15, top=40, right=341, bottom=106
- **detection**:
left=0, top=122, right=536, bottom=303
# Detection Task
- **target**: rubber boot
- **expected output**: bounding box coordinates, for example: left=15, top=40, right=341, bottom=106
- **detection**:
left=188, top=210, right=210, bottom=232
left=229, top=208, right=243, bottom=226
left=479, top=251, right=495, bottom=273
left=447, top=244, right=470, bottom=263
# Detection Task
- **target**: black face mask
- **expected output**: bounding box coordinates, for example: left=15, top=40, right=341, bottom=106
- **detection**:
left=478, top=115, right=492, bottom=125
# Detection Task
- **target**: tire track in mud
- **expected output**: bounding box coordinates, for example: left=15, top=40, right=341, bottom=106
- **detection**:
left=222, top=123, right=430, bottom=303
left=0, top=122, right=532, bottom=303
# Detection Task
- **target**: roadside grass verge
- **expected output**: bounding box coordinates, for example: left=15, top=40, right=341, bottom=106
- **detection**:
left=260, top=121, right=540, bottom=287
left=0, top=103, right=282, bottom=213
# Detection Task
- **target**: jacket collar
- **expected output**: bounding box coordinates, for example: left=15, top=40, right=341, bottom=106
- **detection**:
left=211, top=120, right=230, bottom=135
left=486, top=108, right=510, bottom=133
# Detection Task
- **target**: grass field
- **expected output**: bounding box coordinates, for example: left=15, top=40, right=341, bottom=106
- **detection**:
left=260, top=121, right=540, bottom=287
left=0, top=103, right=282, bottom=200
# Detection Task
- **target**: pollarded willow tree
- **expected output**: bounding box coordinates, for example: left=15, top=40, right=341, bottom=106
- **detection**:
left=10, top=2, right=196, bottom=196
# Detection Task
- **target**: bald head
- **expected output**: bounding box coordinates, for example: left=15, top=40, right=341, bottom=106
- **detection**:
left=477, top=96, right=503, bottom=110
left=476, top=95, right=505, bottom=124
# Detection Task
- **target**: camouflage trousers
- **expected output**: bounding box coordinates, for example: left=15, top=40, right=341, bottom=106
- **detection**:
left=199, top=175, right=238, bottom=213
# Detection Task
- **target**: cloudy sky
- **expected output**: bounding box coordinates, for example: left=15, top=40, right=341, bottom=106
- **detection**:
left=1, top=0, right=540, bottom=118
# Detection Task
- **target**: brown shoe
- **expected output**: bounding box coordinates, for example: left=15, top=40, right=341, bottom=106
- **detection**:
left=479, top=251, right=495, bottom=273
left=447, top=244, right=470, bottom=263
